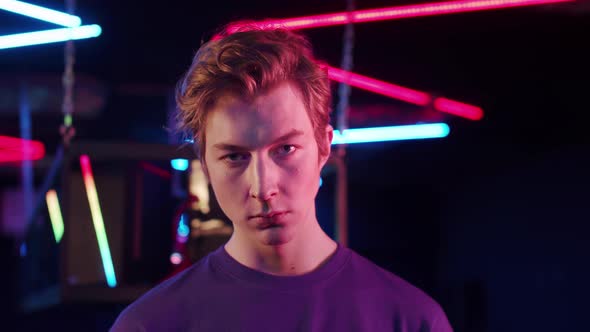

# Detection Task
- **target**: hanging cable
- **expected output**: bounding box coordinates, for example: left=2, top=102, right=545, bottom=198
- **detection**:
left=335, top=0, right=355, bottom=142
left=60, top=0, right=77, bottom=145
left=23, top=0, right=78, bottom=237
left=333, top=0, right=354, bottom=247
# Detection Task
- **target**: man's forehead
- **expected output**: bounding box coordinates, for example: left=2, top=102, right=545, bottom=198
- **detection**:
left=213, top=82, right=301, bottom=109
left=204, top=83, right=311, bottom=150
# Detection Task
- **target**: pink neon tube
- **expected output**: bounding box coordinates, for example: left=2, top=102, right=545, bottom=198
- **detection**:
left=237, top=0, right=573, bottom=30
left=327, top=67, right=483, bottom=120
left=327, top=66, right=431, bottom=106
left=434, top=97, right=484, bottom=120
left=0, top=136, right=45, bottom=162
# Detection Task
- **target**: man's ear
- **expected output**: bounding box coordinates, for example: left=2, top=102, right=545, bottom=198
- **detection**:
left=320, top=125, right=334, bottom=168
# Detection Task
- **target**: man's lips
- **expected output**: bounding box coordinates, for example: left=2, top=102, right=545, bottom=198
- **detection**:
left=249, top=211, right=287, bottom=219
left=249, top=211, right=288, bottom=229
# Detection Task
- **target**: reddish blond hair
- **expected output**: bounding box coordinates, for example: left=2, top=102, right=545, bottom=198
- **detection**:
left=175, top=23, right=332, bottom=159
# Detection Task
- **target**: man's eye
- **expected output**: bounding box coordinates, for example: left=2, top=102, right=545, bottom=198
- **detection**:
left=224, top=153, right=248, bottom=162
left=277, top=145, right=296, bottom=155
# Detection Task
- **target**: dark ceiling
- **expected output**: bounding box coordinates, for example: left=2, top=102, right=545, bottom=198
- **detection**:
left=0, top=0, right=589, bottom=185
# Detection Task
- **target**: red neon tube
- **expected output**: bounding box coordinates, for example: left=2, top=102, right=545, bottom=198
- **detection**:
left=0, top=136, right=45, bottom=162
left=434, top=97, right=484, bottom=120
left=235, top=0, right=573, bottom=30
left=327, top=67, right=483, bottom=120
left=327, top=66, right=432, bottom=106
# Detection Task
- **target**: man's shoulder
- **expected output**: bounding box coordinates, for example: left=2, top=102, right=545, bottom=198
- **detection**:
left=345, top=249, right=448, bottom=322
left=110, top=257, right=212, bottom=331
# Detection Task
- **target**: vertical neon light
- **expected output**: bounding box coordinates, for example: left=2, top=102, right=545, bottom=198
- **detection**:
left=79, top=155, right=117, bottom=288
left=177, top=214, right=189, bottom=243
left=45, top=189, right=64, bottom=243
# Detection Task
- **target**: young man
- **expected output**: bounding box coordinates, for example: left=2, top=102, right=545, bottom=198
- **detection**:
left=111, top=25, right=453, bottom=331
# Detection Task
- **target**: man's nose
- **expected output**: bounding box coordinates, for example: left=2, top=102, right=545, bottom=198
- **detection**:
left=248, top=155, right=278, bottom=201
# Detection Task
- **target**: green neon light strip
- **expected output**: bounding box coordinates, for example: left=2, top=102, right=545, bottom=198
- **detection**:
left=79, top=155, right=117, bottom=288
left=45, top=189, right=64, bottom=243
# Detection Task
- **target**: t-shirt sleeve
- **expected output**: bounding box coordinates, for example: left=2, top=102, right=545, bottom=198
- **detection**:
left=109, top=311, right=147, bottom=332
left=429, top=308, right=454, bottom=332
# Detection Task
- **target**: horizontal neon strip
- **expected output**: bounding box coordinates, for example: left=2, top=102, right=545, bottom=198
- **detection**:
left=0, top=135, right=45, bottom=150
left=0, top=25, right=102, bottom=50
left=0, top=152, right=44, bottom=163
left=238, top=0, right=573, bottom=30
left=328, top=66, right=431, bottom=106
left=0, top=136, right=45, bottom=162
left=434, top=97, right=484, bottom=120
left=79, top=155, right=117, bottom=288
left=327, top=67, right=484, bottom=120
left=140, top=162, right=172, bottom=179
left=45, top=190, right=64, bottom=243
left=332, top=123, right=450, bottom=144
left=0, top=0, right=81, bottom=27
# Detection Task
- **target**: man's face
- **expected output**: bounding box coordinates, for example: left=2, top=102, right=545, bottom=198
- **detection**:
left=203, top=82, right=331, bottom=247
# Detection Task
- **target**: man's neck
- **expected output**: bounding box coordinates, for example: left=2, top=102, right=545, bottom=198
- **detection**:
left=224, top=222, right=337, bottom=276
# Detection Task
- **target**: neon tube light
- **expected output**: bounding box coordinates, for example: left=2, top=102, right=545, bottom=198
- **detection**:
left=140, top=162, right=172, bottom=179
left=327, top=67, right=483, bottom=120
left=236, top=0, right=573, bottom=31
left=332, top=123, right=450, bottom=144
left=177, top=215, right=190, bottom=238
left=79, top=155, right=117, bottom=288
left=0, top=150, right=45, bottom=162
left=0, top=25, right=102, bottom=50
left=171, top=159, right=189, bottom=171
left=0, top=0, right=81, bottom=27
left=45, top=189, right=64, bottom=243
left=434, top=97, right=483, bottom=120
left=328, top=66, right=431, bottom=106
left=0, top=136, right=45, bottom=162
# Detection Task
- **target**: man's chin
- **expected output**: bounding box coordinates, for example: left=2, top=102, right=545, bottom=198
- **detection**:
left=257, top=227, right=293, bottom=246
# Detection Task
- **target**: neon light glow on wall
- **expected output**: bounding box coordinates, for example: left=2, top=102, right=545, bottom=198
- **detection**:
left=0, top=0, right=81, bottom=27
left=79, top=155, right=117, bottom=288
left=0, top=25, right=102, bottom=50
left=234, top=0, right=573, bottom=31
left=45, top=189, right=64, bottom=243
left=332, top=123, right=450, bottom=144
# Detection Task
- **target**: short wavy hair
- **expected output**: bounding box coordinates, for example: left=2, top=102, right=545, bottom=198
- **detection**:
left=175, top=23, right=332, bottom=160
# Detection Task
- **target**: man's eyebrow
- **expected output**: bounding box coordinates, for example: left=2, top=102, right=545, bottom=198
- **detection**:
left=212, top=129, right=305, bottom=151
left=273, top=129, right=305, bottom=143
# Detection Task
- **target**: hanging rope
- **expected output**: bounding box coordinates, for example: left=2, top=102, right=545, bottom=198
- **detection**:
left=60, top=0, right=77, bottom=145
left=335, top=0, right=355, bottom=143
left=22, top=0, right=77, bottom=238
left=333, top=0, right=355, bottom=247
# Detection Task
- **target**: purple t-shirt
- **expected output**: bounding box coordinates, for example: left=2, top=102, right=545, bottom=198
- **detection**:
left=111, top=244, right=453, bottom=331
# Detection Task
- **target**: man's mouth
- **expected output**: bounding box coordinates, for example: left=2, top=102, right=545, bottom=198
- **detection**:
left=249, top=211, right=288, bottom=229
